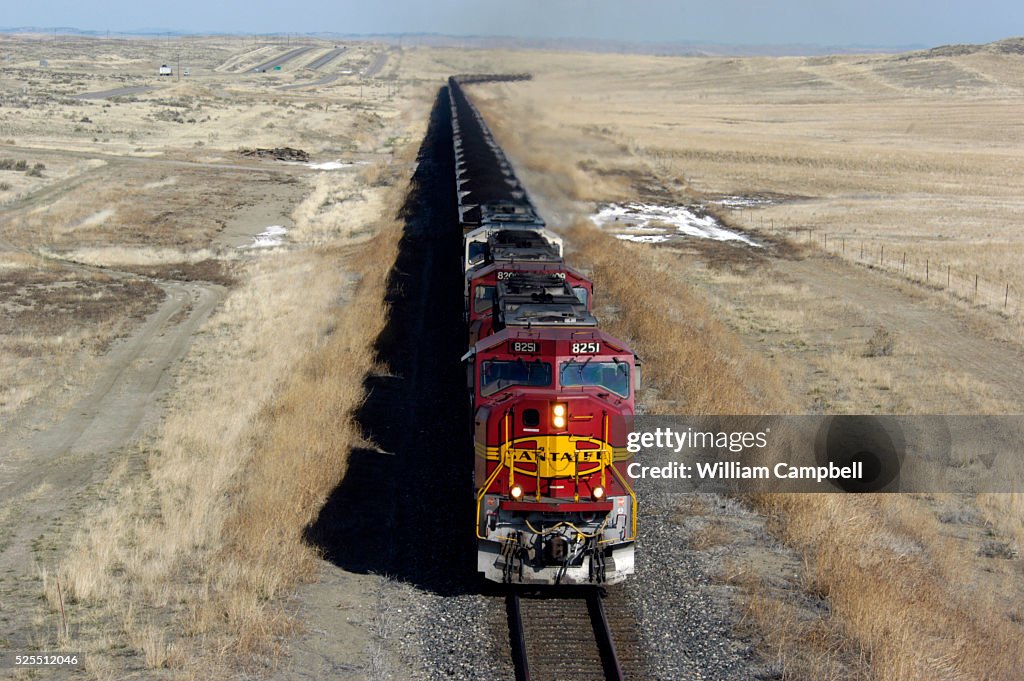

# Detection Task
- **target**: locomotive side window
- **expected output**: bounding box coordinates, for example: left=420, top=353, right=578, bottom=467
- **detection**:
left=559, top=360, right=630, bottom=397
left=572, top=286, right=589, bottom=307
left=480, top=360, right=552, bottom=396
left=468, top=241, right=487, bottom=265
left=474, top=285, right=496, bottom=313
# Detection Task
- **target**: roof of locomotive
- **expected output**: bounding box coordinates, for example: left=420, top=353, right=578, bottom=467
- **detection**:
left=499, top=302, right=598, bottom=328
left=497, top=273, right=577, bottom=299
left=488, top=230, right=560, bottom=260
left=463, top=225, right=564, bottom=271
left=467, top=260, right=592, bottom=285
left=488, top=246, right=561, bottom=264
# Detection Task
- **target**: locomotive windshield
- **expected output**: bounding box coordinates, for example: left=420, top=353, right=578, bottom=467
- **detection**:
left=481, top=359, right=552, bottom=396
left=559, top=360, right=630, bottom=397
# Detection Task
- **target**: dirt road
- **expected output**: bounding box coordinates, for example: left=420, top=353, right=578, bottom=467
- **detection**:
left=0, top=277, right=223, bottom=651
left=73, top=85, right=156, bottom=100
left=683, top=245, right=1024, bottom=415
left=362, top=50, right=391, bottom=78
left=781, top=255, right=1024, bottom=406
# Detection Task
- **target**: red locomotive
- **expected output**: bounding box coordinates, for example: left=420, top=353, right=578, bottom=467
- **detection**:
left=465, top=261, right=594, bottom=345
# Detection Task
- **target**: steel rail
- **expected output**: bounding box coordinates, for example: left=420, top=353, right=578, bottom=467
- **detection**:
left=507, top=590, right=531, bottom=681
left=588, top=588, right=626, bottom=681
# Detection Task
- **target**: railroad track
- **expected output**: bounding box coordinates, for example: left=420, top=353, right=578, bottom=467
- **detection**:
left=508, top=587, right=639, bottom=681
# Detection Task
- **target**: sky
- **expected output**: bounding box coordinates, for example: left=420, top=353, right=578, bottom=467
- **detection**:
left=2, top=0, right=1023, bottom=48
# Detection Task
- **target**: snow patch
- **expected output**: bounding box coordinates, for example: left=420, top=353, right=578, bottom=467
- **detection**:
left=712, top=195, right=776, bottom=209
left=615, top=234, right=672, bottom=244
left=308, top=160, right=358, bottom=170
left=592, top=202, right=760, bottom=247
left=143, top=177, right=178, bottom=190
left=245, top=225, right=288, bottom=248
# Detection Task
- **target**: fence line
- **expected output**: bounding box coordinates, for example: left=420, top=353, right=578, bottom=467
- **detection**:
left=744, top=215, right=1018, bottom=316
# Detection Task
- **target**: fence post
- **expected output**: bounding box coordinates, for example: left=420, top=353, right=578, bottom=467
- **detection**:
left=824, top=233, right=828, bottom=250
left=880, top=245, right=884, bottom=265
left=947, top=265, right=951, bottom=289
left=1006, top=283, right=1010, bottom=309
left=902, top=252, right=906, bottom=273
left=926, top=259, right=929, bottom=281
left=842, top=238, right=845, bottom=255
left=975, top=274, right=979, bottom=301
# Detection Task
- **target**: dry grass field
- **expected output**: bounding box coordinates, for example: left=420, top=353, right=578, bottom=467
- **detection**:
left=4, top=30, right=1024, bottom=681
left=435, top=43, right=1024, bottom=680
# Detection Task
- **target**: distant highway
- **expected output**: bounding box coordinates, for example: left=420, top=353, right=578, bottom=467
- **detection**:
left=251, top=46, right=315, bottom=72
left=279, top=74, right=340, bottom=91
left=73, top=85, right=155, bottom=100
left=362, top=50, right=391, bottom=78
left=306, top=47, right=346, bottom=70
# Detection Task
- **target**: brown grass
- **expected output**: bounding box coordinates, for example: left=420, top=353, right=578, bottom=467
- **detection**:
left=59, top=212, right=406, bottom=677
left=761, top=494, right=1024, bottom=680
left=203, top=226, right=403, bottom=660
left=55, top=124, right=421, bottom=676
left=565, top=221, right=789, bottom=414
left=569, top=217, right=1024, bottom=680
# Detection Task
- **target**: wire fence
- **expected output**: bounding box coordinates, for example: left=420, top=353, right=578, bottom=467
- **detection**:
left=738, top=213, right=1020, bottom=317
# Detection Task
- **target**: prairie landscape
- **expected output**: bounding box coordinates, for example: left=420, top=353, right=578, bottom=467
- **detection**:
left=0, top=30, right=1022, bottom=681
left=0, top=33, right=429, bottom=679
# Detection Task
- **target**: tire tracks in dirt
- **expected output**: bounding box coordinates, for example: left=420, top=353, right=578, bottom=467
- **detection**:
left=776, top=255, right=1024, bottom=406
left=0, top=170, right=227, bottom=653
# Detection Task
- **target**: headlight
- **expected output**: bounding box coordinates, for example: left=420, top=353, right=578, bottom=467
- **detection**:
left=552, top=403, right=567, bottom=429
left=510, top=484, right=524, bottom=500
left=591, top=486, right=605, bottom=501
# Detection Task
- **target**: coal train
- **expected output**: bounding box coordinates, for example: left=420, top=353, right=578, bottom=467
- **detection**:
left=449, top=77, right=640, bottom=585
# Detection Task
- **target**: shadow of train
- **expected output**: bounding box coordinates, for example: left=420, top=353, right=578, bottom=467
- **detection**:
left=305, top=86, right=477, bottom=596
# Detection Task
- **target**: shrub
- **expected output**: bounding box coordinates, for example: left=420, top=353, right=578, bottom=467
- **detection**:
left=864, top=325, right=895, bottom=357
